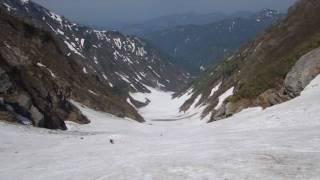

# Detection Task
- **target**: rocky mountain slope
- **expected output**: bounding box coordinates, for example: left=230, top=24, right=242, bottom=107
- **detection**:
left=178, top=0, right=320, bottom=121
left=0, top=0, right=188, bottom=129
left=141, top=9, right=284, bottom=74
left=0, top=0, right=188, bottom=93
left=0, top=10, right=135, bottom=130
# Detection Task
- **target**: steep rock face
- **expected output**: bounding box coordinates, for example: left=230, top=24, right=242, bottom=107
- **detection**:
left=0, top=0, right=188, bottom=93
left=0, top=26, right=86, bottom=129
left=284, top=47, right=320, bottom=97
left=178, top=0, right=320, bottom=122
left=0, top=10, right=143, bottom=129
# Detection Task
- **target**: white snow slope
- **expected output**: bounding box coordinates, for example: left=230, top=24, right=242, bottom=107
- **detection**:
left=130, top=86, right=210, bottom=124
left=1, top=76, right=320, bottom=180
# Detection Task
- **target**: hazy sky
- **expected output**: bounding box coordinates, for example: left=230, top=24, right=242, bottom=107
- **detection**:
left=33, top=0, right=296, bottom=26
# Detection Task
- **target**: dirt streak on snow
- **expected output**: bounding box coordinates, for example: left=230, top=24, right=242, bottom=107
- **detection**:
left=0, top=76, right=320, bottom=180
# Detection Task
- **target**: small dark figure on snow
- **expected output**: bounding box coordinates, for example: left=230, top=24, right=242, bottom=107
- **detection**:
left=110, top=139, right=114, bottom=144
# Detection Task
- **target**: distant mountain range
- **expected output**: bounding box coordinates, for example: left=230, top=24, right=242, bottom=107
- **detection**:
left=119, top=10, right=266, bottom=36
left=139, top=9, right=285, bottom=74
left=120, top=12, right=229, bottom=36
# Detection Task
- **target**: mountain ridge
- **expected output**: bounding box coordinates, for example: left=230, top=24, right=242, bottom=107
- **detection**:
left=120, top=11, right=229, bottom=36
left=140, top=9, right=284, bottom=74
left=0, top=0, right=189, bottom=129
left=178, top=0, right=320, bottom=121
left=1, top=0, right=189, bottom=92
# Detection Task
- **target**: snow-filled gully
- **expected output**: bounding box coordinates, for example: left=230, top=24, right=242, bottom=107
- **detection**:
left=129, top=86, right=208, bottom=125
left=1, top=76, right=320, bottom=180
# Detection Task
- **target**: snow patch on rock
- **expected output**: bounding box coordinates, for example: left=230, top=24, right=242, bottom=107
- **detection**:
left=215, top=87, right=234, bottom=110
left=36, top=62, right=57, bottom=78
left=210, top=82, right=221, bottom=97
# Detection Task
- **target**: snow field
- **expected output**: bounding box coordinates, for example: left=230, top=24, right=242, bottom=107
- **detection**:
left=0, top=76, right=320, bottom=179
